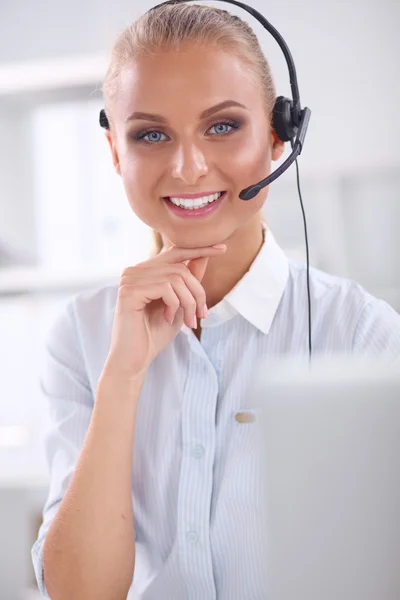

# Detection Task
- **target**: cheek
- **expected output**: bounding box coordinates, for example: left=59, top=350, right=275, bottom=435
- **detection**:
left=228, top=128, right=271, bottom=210
left=116, top=129, right=270, bottom=225
left=229, top=127, right=271, bottom=180
left=118, top=148, right=162, bottom=221
left=119, top=145, right=152, bottom=191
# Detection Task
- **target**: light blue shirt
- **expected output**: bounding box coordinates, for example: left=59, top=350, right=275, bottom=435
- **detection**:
left=32, top=228, right=400, bottom=599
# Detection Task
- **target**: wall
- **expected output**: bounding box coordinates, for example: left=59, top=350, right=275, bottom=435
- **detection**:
left=1, top=0, right=399, bottom=174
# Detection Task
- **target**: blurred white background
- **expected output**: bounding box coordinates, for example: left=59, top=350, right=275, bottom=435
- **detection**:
left=0, top=0, right=399, bottom=597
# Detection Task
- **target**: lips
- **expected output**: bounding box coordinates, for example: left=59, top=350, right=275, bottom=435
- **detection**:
left=163, top=191, right=226, bottom=218
left=167, top=192, right=223, bottom=210
left=164, top=190, right=224, bottom=200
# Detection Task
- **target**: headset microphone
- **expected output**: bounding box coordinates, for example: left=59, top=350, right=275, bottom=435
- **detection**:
left=239, top=108, right=310, bottom=200
left=99, top=0, right=313, bottom=360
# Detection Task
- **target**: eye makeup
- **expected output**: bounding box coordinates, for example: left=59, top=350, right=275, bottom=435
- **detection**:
left=129, top=117, right=244, bottom=145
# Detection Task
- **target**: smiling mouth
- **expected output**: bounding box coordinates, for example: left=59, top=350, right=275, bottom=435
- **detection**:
left=165, top=191, right=225, bottom=210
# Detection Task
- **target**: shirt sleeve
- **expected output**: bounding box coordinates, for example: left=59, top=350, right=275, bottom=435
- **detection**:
left=353, top=297, right=400, bottom=361
left=31, top=298, right=94, bottom=597
left=31, top=297, right=149, bottom=598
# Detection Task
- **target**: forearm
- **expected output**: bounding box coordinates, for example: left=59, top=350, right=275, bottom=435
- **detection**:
left=43, top=375, right=144, bottom=600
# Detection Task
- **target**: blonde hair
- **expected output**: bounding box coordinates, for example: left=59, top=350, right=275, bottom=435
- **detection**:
left=102, top=2, right=277, bottom=254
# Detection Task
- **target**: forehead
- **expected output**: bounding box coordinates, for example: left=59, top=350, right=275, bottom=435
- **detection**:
left=115, top=46, right=263, bottom=120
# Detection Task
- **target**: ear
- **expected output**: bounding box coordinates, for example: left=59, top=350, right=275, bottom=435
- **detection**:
left=105, top=130, right=121, bottom=176
left=271, top=129, right=285, bottom=162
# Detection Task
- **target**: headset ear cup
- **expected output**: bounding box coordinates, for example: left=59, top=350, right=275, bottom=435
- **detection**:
left=99, top=109, right=110, bottom=129
left=272, top=96, right=295, bottom=142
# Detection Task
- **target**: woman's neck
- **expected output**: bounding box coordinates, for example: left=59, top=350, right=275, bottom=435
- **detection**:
left=163, top=214, right=265, bottom=310
left=202, top=217, right=265, bottom=309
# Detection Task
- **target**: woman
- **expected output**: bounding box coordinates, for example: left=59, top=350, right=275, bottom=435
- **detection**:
left=32, top=3, right=400, bottom=599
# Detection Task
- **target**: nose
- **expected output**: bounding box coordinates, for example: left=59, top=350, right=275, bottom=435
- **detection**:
left=170, top=141, right=209, bottom=184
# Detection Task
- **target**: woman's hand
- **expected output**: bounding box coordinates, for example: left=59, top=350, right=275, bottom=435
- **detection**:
left=101, top=243, right=227, bottom=380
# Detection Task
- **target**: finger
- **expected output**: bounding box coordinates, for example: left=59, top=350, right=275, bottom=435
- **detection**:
left=155, top=244, right=226, bottom=264
left=185, top=258, right=209, bottom=318
left=159, top=283, right=181, bottom=325
left=123, top=281, right=180, bottom=318
left=173, top=266, right=207, bottom=318
left=164, top=304, right=184, bottom=327
left=186, top=256, right=209, bottom=282
left=124, top=267, right=207, bottom=321
left=169, top=276, right=199, bottom=328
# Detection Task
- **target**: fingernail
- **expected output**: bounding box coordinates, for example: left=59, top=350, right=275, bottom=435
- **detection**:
left=212, top=244, right=226, bottom=249
left=203, top=305, right=208, bottom=318
left=192, top=315, right=197, bottom=329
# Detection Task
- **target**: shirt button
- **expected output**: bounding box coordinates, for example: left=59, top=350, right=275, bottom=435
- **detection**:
left=186, top=531, right=199, bottom=544
left=192, top=445, right=204, bottom=458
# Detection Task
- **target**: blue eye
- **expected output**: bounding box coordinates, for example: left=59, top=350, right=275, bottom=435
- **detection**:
left=133, top=119, right=241, bottom=145
left=139, top=131, right=168, bottom=143
left=209, top=122, right=238, bottom=135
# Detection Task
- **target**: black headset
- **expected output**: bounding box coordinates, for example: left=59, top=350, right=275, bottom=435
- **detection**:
left=99, top=0, right=313, bottom=359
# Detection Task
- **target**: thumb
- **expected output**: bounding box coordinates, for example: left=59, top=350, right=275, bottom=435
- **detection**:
left=186, top=256, right=209, bottom=282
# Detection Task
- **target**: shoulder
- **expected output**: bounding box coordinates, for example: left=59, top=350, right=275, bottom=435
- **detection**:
left=72, top=282, right=119, bottom=328
left=285, top=261, right=400, bottom=359
left=45, top=283, right=119, bottom=385
left=49, top=283, right=118, bottom=340
left=288, top=260, right=365, bottom=303
left=352, top=295, right=400, bottom=359
left=286, top=260, right=371, bottom=320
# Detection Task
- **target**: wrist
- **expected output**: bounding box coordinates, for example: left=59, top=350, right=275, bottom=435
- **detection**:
left=96, top=370, right=146, bottom=402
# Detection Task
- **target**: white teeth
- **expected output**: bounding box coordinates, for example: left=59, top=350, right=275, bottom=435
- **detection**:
left=169, top=192, right=223, bottom=209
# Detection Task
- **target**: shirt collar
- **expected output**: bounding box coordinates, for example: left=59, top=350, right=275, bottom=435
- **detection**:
left=181, top=223, right=289, bottom=336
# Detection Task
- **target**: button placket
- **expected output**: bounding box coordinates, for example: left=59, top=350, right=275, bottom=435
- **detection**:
left=186, top=531, right=199, bottom=544
left=192, top=444, right=205, bottom=459
left=178, top=351, right=218, bottom=595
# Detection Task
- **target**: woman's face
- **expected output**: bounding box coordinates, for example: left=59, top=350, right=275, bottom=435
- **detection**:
left=106, top=44, right=285, bottom=248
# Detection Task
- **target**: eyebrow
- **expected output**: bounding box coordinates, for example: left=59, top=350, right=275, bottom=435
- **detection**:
left=125, top=100, right=248, bottom=124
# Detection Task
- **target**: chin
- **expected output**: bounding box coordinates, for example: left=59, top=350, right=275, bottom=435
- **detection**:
left=165, top=225, right=230, bottom=249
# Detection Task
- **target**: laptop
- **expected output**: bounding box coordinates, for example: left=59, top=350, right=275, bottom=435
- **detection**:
left=252, top=357, right=400, bottom=600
